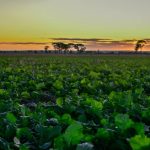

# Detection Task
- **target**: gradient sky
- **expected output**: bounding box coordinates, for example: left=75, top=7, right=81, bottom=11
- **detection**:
left=0, top=0, right=150, bottom=50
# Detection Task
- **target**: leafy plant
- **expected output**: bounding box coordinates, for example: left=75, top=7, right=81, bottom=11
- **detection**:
left=0, top=55, right=150, bottom=149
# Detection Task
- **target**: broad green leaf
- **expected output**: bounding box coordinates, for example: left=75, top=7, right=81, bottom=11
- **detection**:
left=81, top=78, right=87, bottom=84
left=53, top=80, right=63, bottom=90
left=134, top=123, right=145, bottom=135
left=0, top=89, right=7, bottom=95
left=54, top=135, right=65, bottom=150
left=115, top=114, right=134, bottom=131
left=85, top=98, right=103, bottom=116
left=109, top=91, right=133, bottom=108
left=83, top=135, right=94, bottom=142
left=100, top=119, right=109, bottom=126
left=6, top=112, right=17, bottom=124
left=36, top=82, right=45, bottom=90
left=49, top=126, right=61, bottom=139
left=96, top=128, right=110, bottom=139
left=61, top=114, right=72, bottom=125
left=5, top=124, right=16, bottom=138
left=142, top=109, right=150, bottom=121
left=129, top=135, right=150, bottom=150
left=86, top=98, right=103, bottom=110
left=0, top=89, right=9, bottom=99
left=89, top=71, right=99, bottom=79
left=5, top=67, right=12, bottom=72
left=56, top=97, right=63, bottom=107
left=64, top=122, right=83, bottom=146
left=19, top=144, right=29, bottom=150
left=16, top=128, right=32, bottom=140
left=21, top=91, right=30, bottom=99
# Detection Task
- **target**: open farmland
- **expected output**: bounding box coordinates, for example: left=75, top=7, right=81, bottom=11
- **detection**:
left=0, top=55, right=150, bottom=150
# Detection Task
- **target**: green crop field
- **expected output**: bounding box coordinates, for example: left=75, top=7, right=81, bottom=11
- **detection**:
left=0, top=55, right=150, bottom=150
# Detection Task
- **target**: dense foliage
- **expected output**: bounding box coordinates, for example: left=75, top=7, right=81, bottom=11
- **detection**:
left=0, top=55, right=150, bottom=150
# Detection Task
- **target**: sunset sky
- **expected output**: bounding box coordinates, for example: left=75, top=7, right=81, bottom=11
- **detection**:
left=0, top=0, right=150, bottom=50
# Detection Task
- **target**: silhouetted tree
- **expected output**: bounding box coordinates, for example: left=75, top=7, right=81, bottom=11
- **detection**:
left=44, top=46, right=49, bottom=53
left=68, top=43, right=74, bottom=48
left=74, top=44, right=86, bottom=53
left=52, top=42, right=86, bottom=54
left=52, top=42, right=64, bottom=53
left=68, top=43, right=75, bottom=53
left=62, top=43, right=70, bottom=53
left=135, top=40, right=146, bottom=52
left=52, top=42, right=73, bottom=53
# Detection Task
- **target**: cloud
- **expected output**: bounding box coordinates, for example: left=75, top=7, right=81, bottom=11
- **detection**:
left=49, top=37, right=142, bottom=50
left=51, top=37, right=149, bottom=44
left=143, top=39, right=150, bottom=42
left=110, top=40, right=133, bottom=45
left=50, top=38, right=141, bottom=45
left=120, top=39, right=136, bottom=43
left=1, top=38, right=149, bottom=50
left=50, top=38, right=112, bottom=42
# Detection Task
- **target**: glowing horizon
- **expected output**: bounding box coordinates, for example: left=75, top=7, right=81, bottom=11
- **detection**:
left=0, top=0, right=150, bottom=50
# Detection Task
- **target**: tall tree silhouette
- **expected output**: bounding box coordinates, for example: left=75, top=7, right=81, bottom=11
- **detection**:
left=62, top=43, right=70, bottom=53
left=52, top=42, right=71, bottom=53
left=52, top=42, right=64, bottom=53
left=68, top=43, right=75, bottom=53
left=135, top=40, right=146, bottom=52
left=44, top=46, right=49, bottom=53
left=52, top=42, right=86, bottom=53
left=74, top=44, right=86, bottom=53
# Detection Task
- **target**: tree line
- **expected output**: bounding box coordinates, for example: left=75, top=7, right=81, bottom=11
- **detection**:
left=135, top=40, right=146, bottom=52
left=45, top=42, right=86, bottom=53
left=44, top=40, right=147, bottom=53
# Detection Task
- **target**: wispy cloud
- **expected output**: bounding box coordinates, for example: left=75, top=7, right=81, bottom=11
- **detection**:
left=49, top=37, right=150, bottom=50
left=50, top=38, right=112, bottom=42
left=0, top=38, right=149, bottom=50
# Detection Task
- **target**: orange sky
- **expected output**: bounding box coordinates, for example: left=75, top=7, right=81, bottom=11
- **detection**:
left=0, top=0, right=150, bottom=51
left=0, top=39, right=150, bottom=51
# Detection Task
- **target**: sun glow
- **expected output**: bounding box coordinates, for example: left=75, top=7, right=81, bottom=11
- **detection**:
left=0, top=0, right=150, bottom=50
